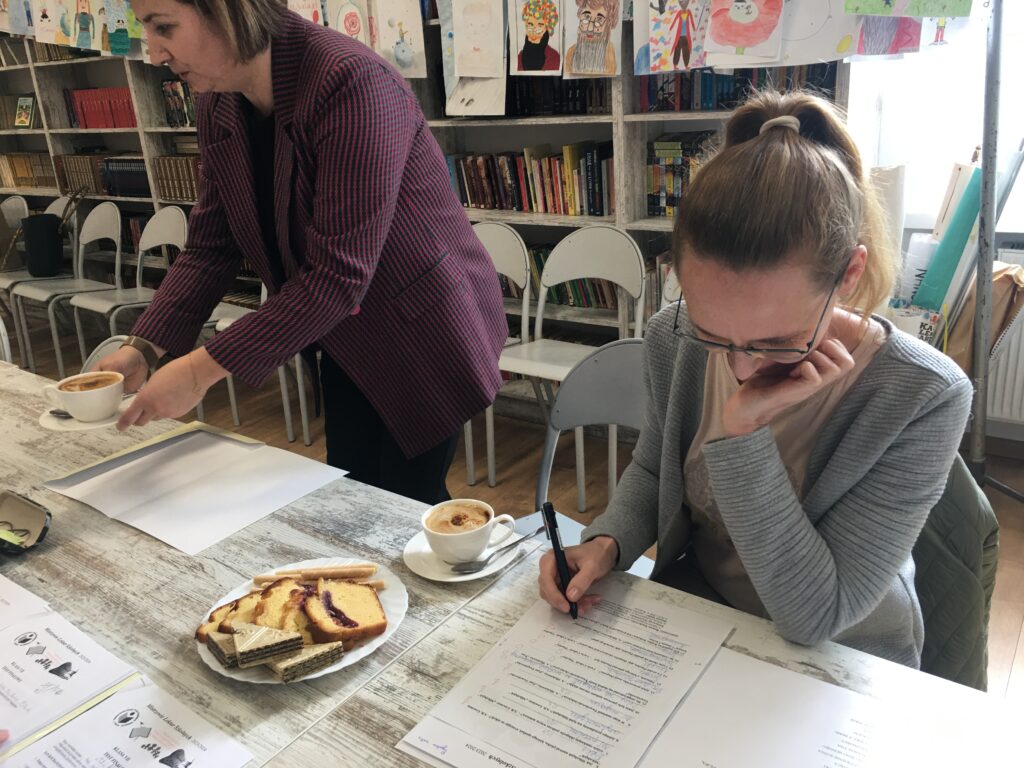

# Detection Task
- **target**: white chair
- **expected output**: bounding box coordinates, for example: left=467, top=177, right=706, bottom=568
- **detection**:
left=213, top=285, right=310, bottom=444
left=12, top=202, right=122, bottom=379
left=70, top=207, right=188, bottom=355
left=0, top=195, right=28, bottom=235
left=496, top=225, right=646, bottom=511
left=465, top=222, right=531, bottom=487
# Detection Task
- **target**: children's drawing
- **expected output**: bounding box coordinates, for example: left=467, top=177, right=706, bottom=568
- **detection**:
left=646, top=0, right=710, bottom=73
left=374, top=0, right=427, bottom=78
left=105, top=0, right=130, bottom=54
left=705, top=0, right=783, bottom=58
left=75, top=0, right=97, bottom=49
left=844, top=0, right=972, bottom=17
left=6, top=0, right=33, bottom=33
left=288, top=0, right=323, bottom=24
left=437, top=0, right=507, bottom=115
left=565, top=0, right=623, bottom=76
left=779, top=0, right=859, bottom=65
left=452, top=0, right=504, bottom=79
left=509, top=0, right=562, bottom=75
left=326, top=0, right=371, bottom=45
left=856, top=14, right=921, bottom=54
left=30, top=0, right=57, bottom=41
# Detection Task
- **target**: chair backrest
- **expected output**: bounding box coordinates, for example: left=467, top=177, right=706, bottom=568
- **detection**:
left=912, top=454, right=999, bottom=691
left=473, top=221, right=530, bottom=342
left=82, top=335, right=129, bottom=373
left=135, top=206, right=188, bottom=288
left=0, top=313, right=11, bottom=364
left=536, top=225, right=645, bottom=340
left=77, top=202, right=122, bottom=287
left=43, top=196, right=80, bottom=257
left=1, top=195, right=29, bottom=230
left=535, top=339, right=646, bottom=508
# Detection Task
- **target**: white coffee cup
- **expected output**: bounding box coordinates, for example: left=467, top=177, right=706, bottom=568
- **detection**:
left=422, top=499, right=516, bottom=563
left=43, top=371, right=125, bottom=422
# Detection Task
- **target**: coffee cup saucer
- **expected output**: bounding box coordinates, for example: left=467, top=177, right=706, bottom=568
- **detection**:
left=402, top=529, right=527, bottom=583
left=37, top=396, right=136, bottom=432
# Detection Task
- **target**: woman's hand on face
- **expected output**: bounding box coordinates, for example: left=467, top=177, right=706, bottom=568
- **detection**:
left=721, top=338, right=856, bottom=438
left=538, top=536, right=619, bottom=616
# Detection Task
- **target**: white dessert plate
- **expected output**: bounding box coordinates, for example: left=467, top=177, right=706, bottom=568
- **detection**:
left=196, top=556, right=408, bottom=684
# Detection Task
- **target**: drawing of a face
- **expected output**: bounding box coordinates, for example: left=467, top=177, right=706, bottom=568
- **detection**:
left=522, top=0, right=558, bottom=44
left=727, top=0, right=757, bottom=23
left=77, top=0, right=89, bottom=13
left=462, top=2, right=491, bottom=40
left=572, top=0, right=617, bottom=71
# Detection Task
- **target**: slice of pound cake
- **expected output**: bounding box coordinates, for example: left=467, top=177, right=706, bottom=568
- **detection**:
left=304, top=579, right=388, bottom=645
left=252, top=577, right=316, bottom=645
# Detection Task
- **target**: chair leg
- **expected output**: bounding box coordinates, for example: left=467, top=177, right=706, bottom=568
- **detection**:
left=464, top=420, right=476, bottom=486
left=574, top=426, right=586, bottom=513
left=17, top=296, right=35, bottom=373
left=278, top=365, right=296, bottom=443
left=294, top=354, right=311, bottom=447
left=608, top=424, right=618, bottom=502
left=47, top=300, right=66, bottom=380
left=530, top=377, right=550, bottom=422
left=225, top=375, right=240, bottom=427
left=6, top=292, right=27, bottom=368
left=485, top=404, right=496, bottom=487
left=73, top=306, right=88, bottom=368
left=195, top=398, right=205, bottom=421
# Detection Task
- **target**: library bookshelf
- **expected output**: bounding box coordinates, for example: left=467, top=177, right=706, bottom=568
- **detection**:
left=0, top=24, right=849, bottom=329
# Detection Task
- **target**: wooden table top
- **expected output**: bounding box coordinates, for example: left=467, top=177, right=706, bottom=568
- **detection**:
left=0, top=362, right=993, bottom=766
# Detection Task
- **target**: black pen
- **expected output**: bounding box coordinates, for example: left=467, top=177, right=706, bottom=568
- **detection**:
left=542, top=502, right=577, bottom=620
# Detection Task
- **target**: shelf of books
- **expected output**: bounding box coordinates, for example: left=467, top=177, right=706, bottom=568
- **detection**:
left=0, top=23, right=848, bottom=332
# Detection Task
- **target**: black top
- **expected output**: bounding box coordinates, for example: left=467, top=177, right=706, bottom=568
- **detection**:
left=245, top=99, right=286, bottom=288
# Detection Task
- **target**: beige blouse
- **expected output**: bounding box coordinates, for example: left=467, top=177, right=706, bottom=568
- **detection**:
left=683, top=321, right=889, bottom=616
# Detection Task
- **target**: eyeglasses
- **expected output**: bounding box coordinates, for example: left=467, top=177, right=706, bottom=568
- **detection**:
left=579, top=12, right=608, bottom=29
left=672, top=262, right=848, bottom=363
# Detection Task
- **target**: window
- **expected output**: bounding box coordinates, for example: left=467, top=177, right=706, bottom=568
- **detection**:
left=847, top=2, right=1024, bottom=234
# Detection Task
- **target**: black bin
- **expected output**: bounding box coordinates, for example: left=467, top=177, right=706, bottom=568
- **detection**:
left=22, top=213, right=64, bottom=277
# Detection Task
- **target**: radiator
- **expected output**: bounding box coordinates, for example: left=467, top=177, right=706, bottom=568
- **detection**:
left=987, top=248, right=1024, bottom=441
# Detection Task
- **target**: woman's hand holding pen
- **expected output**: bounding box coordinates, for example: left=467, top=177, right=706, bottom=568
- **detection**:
left=538, top=536, right=618, bottom=616
left=116, top=348, right=228, bottom=431
left=721, top=338, right=856, bottom=438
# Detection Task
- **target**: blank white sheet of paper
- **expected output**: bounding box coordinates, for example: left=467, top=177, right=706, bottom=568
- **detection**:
left=399, top=580, right=733, bottom=768
left=45, top=429, right=346, bottom=555
left=638, top=648, right=1006, bottom=768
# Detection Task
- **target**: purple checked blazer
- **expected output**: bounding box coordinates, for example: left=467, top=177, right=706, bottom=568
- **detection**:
left=132, top=12, right=507, bottom=457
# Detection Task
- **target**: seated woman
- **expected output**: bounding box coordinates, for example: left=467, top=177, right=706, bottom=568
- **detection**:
left=538, top=90, right=971, bottom=668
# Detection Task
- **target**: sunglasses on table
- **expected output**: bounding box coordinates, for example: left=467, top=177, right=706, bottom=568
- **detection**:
left=672, top=262, right=848, bottom=364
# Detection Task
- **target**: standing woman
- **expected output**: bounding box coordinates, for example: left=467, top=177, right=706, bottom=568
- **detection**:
left=100, top=0, right=508, bottom=504
left=538, top=91, right=972, bottom=668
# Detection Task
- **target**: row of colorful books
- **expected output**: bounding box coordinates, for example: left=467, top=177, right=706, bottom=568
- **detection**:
left=56, top=154, right=150, bottom=198
left=446, top=141, right=614, bottom=217
left=161, top=80, right=197, bottom=128
left=636, top=63, right=838, bottom=113
left=153, top=155, right=201, bottom=202
left=31, top=41, right=96, bottom=62
left=499, top=245, right=621, bottom=311
left=0, top=152, right=56, bottom=189
left=62, top=87, right=137, bottom=129
left=646, top=131, right=711, bottom=219
left=506, top=78, right=611, bottom=117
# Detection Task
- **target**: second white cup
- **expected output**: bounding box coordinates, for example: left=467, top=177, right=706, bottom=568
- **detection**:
left=422, top=499, right=516, bottom=564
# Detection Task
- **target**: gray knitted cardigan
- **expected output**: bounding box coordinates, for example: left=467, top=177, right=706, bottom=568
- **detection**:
left=583, top=305, right=972, bottom=667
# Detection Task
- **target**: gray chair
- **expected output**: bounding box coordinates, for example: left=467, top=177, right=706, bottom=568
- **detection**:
left=534, top=338, right=647, bottom=513
left=517, top=340, right=652, bottom=579
left=0, top=313, right=11, bottom=363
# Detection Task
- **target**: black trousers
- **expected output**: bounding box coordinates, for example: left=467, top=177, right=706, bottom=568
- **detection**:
left=320, top=353, right=459, bottom=505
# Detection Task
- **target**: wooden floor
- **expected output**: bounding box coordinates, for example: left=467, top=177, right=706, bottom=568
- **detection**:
left=7, top=311, right=1024, bottom=703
